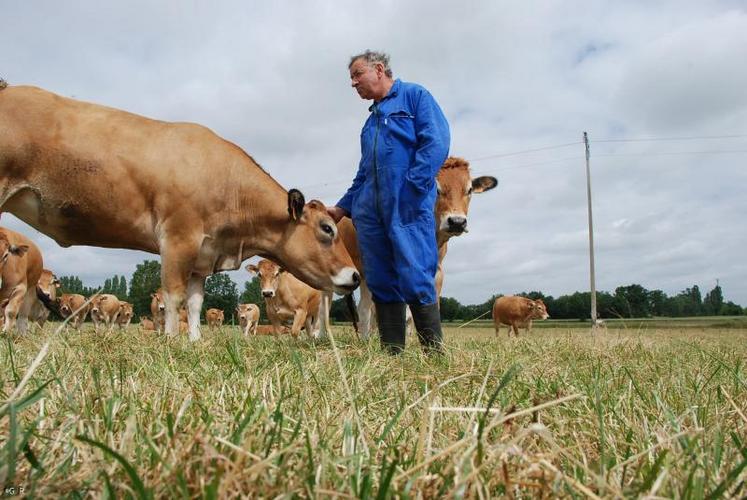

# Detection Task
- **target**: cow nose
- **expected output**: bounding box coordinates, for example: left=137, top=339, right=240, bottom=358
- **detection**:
left=447, top=216, right=467, bottom=232
left=262, top=290, right=274, bottom=298
left=352, top=271, right=361, bottom=285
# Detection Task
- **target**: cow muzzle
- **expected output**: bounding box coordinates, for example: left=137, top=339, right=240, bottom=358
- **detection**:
left=262, top=290, right=275, bottom=298
left=332, top=267, right=360, bottom=294
left=441, top=214, right=468, bottom=235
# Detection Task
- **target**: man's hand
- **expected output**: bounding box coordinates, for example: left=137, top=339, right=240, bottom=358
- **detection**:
left=327, top=205, right=348, bottom=223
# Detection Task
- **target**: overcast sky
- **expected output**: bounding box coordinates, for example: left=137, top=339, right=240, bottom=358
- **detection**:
left=2, top=1, right=746, bottom=307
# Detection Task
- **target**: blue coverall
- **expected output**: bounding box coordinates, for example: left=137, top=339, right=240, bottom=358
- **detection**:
left=337, top=79, right=450, bottom=305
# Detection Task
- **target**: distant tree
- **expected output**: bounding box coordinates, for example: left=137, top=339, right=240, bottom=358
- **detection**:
left=648, top=290, right=668, bottom=316
left=240, top=277, right=267, bottom=323
left=614, top=284, right=650, bottom=318
left=59, top=275, right=84, bottom=295
left=129, top=260, right=162, bottom=318
left=204, top=273, right=239, bottom=323
left=439, top=296, right=463, bottom=321
left=330, top=296, right=357, bottom=322
left=704, top=284, right=724, bottom=316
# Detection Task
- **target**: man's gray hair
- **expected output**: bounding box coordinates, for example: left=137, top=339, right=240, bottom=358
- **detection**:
left=349, top=50, right=393, bottom=78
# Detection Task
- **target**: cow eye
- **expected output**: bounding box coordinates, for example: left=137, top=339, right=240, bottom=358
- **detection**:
left=321, top=222, right=335, bottom=237
left=467, top=187, right=473, bottom=195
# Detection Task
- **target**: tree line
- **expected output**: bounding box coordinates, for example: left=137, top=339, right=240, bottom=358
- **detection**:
left=57, top=259, right=745, bottom=324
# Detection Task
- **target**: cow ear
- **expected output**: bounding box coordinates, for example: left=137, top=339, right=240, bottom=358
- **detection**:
left=472, top=176, right=498, bottom=194
left=246, top=264, right=259, bottom=274
left=9, top=244, right=29, bottom=256
left=287, top=189, right=305, bottom=221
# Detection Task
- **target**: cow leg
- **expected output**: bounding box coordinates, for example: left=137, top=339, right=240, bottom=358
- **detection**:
left=16, top=289, right=37, bottom=334
left=512, top=323, right=520, bottom=336
left=494, top=323, right=500, bottom=336
left=160, top=245, right=197, bottom=338
left=291, top=310, right=307, bottom=339
left=306, top=309, right=320, bottom=340
left=405, top=306, right=414, bottom=338
left=185, top=275, right=205, bottom=342
left=357, top=280, right=374, bottom=341
left=527, top=320, right=533, bottom=335
left=316, top=291, right=332, bottom=340
left=3, top=287, right=27, bottom=333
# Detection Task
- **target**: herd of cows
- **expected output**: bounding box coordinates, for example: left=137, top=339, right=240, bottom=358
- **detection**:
left=0, top=81, right=550, bottom=342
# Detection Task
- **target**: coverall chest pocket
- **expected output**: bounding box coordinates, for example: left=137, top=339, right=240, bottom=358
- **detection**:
left=385, top=110, right=416, bottom=149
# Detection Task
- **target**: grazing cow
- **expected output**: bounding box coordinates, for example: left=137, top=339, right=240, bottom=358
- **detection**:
left=30, top=268, right=60, bottom=328
left=116, top=301, right=134, bottom=329
left=59, top=293, right=90, bottom=330
left=89, top=294, right=121, bottom=333
left=206, top=308, right=224, bottom=329
left=0, top=83, right=359, bottom=340
left=492, top=296, right=549, bottom=337
left=0, top=227, right=44, bottom=333
left=247, top=259, right=322, bottom=338
left=139, top=316, right=156, bottom=331
left=254, top=324, right=290, bottom=336
left=319, top=157, right=498, bottom=340
left=236, top=303, right=260, bottom=336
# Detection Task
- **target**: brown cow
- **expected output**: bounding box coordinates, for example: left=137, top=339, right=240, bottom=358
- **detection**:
left=0, top=227, right=44, bottom=333
left=59, top=293, right=90, bottom=330
left=247, top=259, right=321, bottom=338
left=319, top=157, right=498, bottom=340
left=0, top=84, right=359, bottom=340
left=492, top=296, right=549, bottom=337
left=236, top=303, right=260, bottom=336
left=30, top=268, right=60, bottom=328
left=139, top=316, right=156, bottom=331
left=205, top=308, right=224, bottom=329
left=116, top=301, right=134, bottom=329
left=89, top=294, right=121, bottom=333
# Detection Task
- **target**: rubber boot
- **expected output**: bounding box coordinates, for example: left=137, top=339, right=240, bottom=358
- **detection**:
left=409, top=302, right=444, bottom=354
left=375, top=302, right=407, bottom=355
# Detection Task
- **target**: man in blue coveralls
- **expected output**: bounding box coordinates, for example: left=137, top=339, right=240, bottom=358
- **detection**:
left=327, top=50, right=450, bottom=355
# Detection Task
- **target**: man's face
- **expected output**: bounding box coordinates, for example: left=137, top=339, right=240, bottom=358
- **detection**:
left=349, top=58, right=383, bottom=100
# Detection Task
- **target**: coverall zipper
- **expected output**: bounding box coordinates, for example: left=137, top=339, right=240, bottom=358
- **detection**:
left=372, top=104, right=382, bottom=218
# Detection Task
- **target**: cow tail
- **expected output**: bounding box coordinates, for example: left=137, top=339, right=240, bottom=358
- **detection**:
left=345, top=293, right=359, bottom=332
left=36, top=286, right=60, bottom=315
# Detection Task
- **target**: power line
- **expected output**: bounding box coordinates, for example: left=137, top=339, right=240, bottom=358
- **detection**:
left=467, top=141, right=581, bottom=163
left=595, top=134, right=747, bottom=143
left=595, top=150, right=747, bottom=157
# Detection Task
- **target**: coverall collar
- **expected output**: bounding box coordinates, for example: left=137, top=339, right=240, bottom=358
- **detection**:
left=369, top=79, right=401, bottom=112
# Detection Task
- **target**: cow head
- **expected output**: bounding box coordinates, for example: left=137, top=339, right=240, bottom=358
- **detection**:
left=59, top=294, right=77, bottom=317
left=276, top=190, right=360, bottom=294
left=531, top=299, right=550, bottom=320
left=236, top=304, right=256, bottom=322
left=247, top=259, right=282, bottom=298
left=90, top=295, right=108, bottom=315
left=435, top=157, right=498, bottom=243
left=0, top=233, right=29, bottom=288
left=150, top=289, right=165, bottom=312
left=119, top=302, right=133, bottom=321
left=37, top=269, right=60, bottom=301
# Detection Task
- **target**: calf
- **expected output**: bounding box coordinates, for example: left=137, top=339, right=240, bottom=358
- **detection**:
left=236, top=303, right=260, bottom=336
left=247, top=259, right=321, bottom=338
left=205, top=308, right=224, bottom=329
left=90, top=294, right=121, bottom=333
left=492, top=296, right=549, bottom=337
left=0, top=227, right=44, bottom=333
left=116, top=301, right=134, bottom=329
left=59, top=293, right=90, bottom=330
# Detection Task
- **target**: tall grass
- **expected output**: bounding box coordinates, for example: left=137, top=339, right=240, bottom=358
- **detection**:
left=1, top=324, right=746, bottom=497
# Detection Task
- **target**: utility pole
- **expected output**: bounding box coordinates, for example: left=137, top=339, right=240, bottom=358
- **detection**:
left=584, top=132, right=598, bottom=327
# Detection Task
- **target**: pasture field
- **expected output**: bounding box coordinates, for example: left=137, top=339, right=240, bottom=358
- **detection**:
left=1, top=322, right=746, bottom=498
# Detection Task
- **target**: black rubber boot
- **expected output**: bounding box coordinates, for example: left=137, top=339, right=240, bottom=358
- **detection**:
left=375, top=302, right=407, bottom=355
left=409, top=302, right=444, bottom=354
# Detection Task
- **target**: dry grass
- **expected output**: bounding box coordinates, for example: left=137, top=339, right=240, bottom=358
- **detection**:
left=1, top=323, right=746, bottom=498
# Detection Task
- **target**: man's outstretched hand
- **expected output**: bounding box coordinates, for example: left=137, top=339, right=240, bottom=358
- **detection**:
left=327, top=206, right=348, bottom=223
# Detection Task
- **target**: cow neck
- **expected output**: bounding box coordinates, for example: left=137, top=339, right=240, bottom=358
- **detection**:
left=235, top=185, right=295, bottom=262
